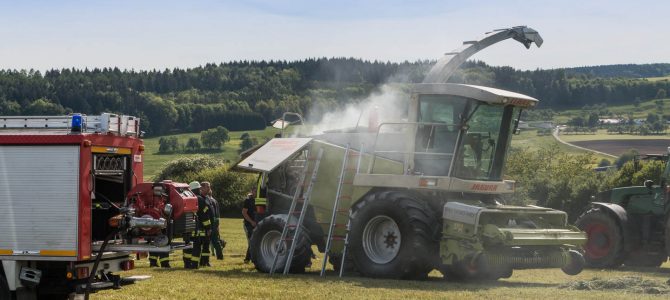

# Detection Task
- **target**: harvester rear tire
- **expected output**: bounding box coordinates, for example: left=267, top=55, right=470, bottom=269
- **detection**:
left=575, top=208, right=625, bottom=268
left=250, top=215, right=312, bottom=274
left=349, top=191, right=439, bottom=280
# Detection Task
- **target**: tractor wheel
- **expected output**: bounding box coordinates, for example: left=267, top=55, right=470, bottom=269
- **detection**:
left=349, top=191, right=440, bottom=279
left=666, top=218, right=670, bottom=258
left=0, top=272, right=11, bottom=300
left=624, top=252, right=667, bottom=268
left=250, top=215, right=312, bottom=274
left=575, top=208, right=625, bottom=268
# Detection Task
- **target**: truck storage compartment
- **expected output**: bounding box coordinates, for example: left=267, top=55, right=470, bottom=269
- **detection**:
left=0, top=145, right=80, bottom=260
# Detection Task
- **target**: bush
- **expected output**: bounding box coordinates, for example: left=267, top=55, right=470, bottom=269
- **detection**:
left=505, top=146, right=613, bottom=222
left=614, top=149, right=639, bottom=169
left=598, top=158, right=611, bottom=167
left=195, top=167, right=256, bottom=210
left=153, top=156, right=255, bottom=211
left=153, top=155, right=226, bottom=182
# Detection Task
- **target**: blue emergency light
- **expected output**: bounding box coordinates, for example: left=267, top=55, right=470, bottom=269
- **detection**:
left=71, top=114, right=83, bottom=133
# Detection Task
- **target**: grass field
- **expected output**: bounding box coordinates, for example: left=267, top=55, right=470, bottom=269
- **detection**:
left=513, top=129, right=613, bottom=162
left=142, top=127, right=281, bottom=180
left=560, top=129, right=669, bottom=142
left=94, top=217, right=670, bottom=300
left=553, top=98, right=670, bottom=124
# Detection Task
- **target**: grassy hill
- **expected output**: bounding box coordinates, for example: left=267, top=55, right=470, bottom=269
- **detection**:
left=553, top=98, right=670, bottom=124
left=143, top=127, right=281, bottom=180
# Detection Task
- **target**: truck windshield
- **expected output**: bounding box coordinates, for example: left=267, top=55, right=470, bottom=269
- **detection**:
left=453, top=103, right=517, bottom=181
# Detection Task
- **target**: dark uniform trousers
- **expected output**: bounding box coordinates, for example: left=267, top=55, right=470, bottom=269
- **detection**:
left=183, top=232, right=194, bottom=268
left=149, top=252, right=170, bottom=268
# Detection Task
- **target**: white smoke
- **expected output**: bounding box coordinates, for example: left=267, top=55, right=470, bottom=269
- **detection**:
left=296, top=83, right=410, bottom=136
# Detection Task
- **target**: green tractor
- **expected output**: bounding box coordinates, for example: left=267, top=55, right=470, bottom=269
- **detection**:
left=576, top=153, right=670, bottom=268
left=236, top=26, right=587, bottom=280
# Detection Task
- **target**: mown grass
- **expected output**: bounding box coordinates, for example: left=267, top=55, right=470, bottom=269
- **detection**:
left=95, top=217, right=670, bottom=300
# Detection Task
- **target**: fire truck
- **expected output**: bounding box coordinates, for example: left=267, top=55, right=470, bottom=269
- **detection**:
left=0, top=113, right=198, bottom=299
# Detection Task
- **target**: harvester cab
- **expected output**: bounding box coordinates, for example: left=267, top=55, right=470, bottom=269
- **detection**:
left=236, top=26, right=587, bottom=281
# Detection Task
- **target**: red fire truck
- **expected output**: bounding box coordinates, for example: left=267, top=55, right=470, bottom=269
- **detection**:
left=0, top=113, right=197, bottom=299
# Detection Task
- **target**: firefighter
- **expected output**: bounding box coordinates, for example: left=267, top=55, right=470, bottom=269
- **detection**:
left=242, top=191, right=256, bottom=263
left=198, top=181, right=217, bottom=266
left=149, top=252, right=170, bottom=268
left=188, top=181, right=212, bottom=269
left=202, top=181, right=224, bottom=261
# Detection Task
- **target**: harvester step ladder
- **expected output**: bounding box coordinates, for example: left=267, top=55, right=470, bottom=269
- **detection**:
left=269, top=148, right=324, bottom=275
left=320, top=143, right=363, bottom=277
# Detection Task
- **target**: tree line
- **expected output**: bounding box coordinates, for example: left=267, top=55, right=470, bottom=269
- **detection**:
left=2, top=59, right=670, bottom=136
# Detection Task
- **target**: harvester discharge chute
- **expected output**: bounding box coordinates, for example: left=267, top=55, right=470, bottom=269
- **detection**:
left=236, top=26, right=586, bottom=280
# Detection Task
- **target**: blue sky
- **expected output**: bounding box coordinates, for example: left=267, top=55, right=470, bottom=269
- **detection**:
left=0, top=0, right=667, bottom=71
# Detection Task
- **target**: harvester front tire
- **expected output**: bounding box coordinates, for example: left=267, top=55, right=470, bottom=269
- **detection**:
left=575, top=208, right=625, bottom=268
left=250, top=215, right=312, bottom=274
left=349, top=191, right=439, bottom=280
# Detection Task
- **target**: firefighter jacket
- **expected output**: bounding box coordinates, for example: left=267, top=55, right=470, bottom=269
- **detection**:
left=196, top=195, right=213, bottom=232
left=206, top=195, right=220, bottom=224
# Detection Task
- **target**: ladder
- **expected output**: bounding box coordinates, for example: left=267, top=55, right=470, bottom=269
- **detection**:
left=269, top=148, right=324, bottom=275
left=320, top=144, right=363, bottom=277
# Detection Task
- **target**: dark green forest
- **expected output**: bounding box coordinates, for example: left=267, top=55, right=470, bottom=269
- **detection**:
left=1, top=59, right=669, bottom=136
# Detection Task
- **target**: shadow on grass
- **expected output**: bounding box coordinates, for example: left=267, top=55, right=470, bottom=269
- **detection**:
left=174, top=267, right=557, bottom=292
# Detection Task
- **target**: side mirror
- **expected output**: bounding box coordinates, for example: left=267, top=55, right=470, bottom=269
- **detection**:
left=644, top=179, right=654, bottom=189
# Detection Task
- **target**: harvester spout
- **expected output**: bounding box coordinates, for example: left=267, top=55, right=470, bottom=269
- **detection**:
left=422, top=26, right=543, bottom=83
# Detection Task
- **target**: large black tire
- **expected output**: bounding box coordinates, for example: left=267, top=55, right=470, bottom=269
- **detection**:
left=624, top=252, right=667, bottom=268
left=250, top=215, right=312, bottom=274
left=666, top=217, right=670, bottom=259
left=349, top=191, right=440, bottom=279
left=575, top=208, right=625, bottom=268
left=0, top=272, right=11, bottom=300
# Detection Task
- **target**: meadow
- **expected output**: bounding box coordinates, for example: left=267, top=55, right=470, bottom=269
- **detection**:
left=95, top=217, right=670, bottom=300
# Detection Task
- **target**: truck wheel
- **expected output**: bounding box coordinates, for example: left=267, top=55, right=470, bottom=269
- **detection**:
left=0, top=273, right=10, bottom=300
left=349, top=191, right=439, bottom=279
left=250, top=215, right=312, bottom=273
left=575, top=208, right=625, bottom=268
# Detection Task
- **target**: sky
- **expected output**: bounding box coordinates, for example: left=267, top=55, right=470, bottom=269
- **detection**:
left=0, top=0, right=667, bottom=71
